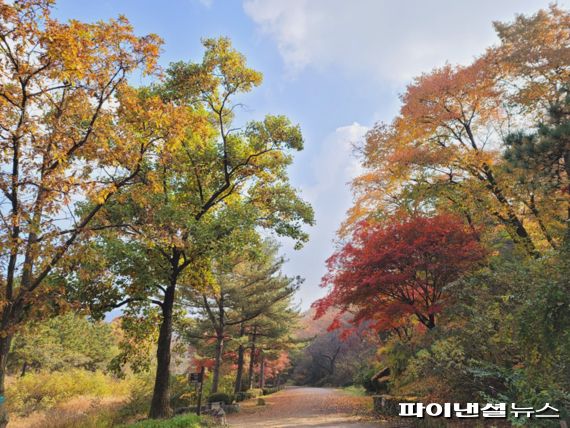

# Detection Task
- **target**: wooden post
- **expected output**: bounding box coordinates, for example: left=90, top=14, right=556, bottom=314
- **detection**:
left=196, top=366, right=205, bottom=416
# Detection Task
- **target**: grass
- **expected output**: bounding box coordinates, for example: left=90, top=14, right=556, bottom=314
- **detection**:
left=118, top=413, right=202, bottom=428
left=8, top=396, right=127, bottom=428
left=342, top=385, right=367, bottom=397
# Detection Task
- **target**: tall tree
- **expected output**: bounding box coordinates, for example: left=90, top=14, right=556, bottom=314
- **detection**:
left=183, top=241, right=300, bottom=394
left=243, top=299, right=299, bottom=390
left=350, top=58, right=539, bottom=254
left=86, top=38, right=313, bottom=418
left=0, top=2, right=162, bottom=425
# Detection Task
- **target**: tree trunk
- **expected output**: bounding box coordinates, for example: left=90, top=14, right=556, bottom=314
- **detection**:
left=562, top=146, right=570, bottom=243
left=149, top=284, right=176, bottom=419
left=481, top=164, right=538, bottom=257
left=415, top=312, right=436, bottom=329
left=210, top=295, right=225, bottom=394
left=525, top=194, right=556, bottom=249
left=210, top=332, right=224, bottom=394
left=428, top=313, right=435, bottom=329
left=0, top=335, right=12, bottom=428
left=247, top=326, right=257, bottom=389
left=234, top=324, right=246, bottom=395
left=463, top=123, right=537, bottom=256
left=258, top=351, right=265, bottom=389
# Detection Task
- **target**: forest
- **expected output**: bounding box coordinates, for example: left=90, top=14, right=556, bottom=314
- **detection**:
left=0, top=1, right=568, bottom=427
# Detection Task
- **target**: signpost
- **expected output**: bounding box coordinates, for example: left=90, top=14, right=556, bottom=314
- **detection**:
left=189, top=371, right=202, bottom=383
left=189, top=367, right=205, bottom=416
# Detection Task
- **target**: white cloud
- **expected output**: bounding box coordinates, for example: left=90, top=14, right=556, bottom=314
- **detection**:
left=303, top=122, right=366, bottom=202
left=197, top=0, right=213, bottom=7
left=243, top=0, right=567, bottom=83
left=279, top=123, right=368, bottom=308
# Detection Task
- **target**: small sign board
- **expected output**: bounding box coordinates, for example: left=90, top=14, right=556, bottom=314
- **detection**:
left=189, top=372, right=203, bottom=383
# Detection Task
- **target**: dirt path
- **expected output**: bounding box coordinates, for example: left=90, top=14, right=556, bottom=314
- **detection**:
left=227, top=387, right=385, bottom=427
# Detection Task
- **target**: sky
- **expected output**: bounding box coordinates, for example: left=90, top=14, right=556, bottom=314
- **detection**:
left=53, top=0, right=568, bottom=310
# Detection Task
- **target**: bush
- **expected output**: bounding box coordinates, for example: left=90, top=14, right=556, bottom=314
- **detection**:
left=168, top=374, right=195, bottom=410
left=7, top=369, right=131, bottom=416
left=262, top=387, right=280, bottom=395
left=235, top=391, right=246, bottom=402
left=206, top=392, right=233, bottom=405
left=235, top=388, right=263, bottom=402
left=114, top=372, right=155, bottom=419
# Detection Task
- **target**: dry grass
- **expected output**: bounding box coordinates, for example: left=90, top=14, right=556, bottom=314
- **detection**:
left=9, top=395, right=127, bottom=428
left=6, top=369, right=133, bottom=416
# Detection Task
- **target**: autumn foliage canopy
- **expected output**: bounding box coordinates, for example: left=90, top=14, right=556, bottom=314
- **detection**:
left=314, top=214, right=486, bottom=332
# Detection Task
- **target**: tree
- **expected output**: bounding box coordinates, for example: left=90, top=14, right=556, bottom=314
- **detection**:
left=8, top=313, right=117, bottom=375
left=85, top=38, right=313, bottom=418
left=242, top=298, right=299, bottom=391
left=493, top=5, right=570, bottom=111
left=350, top=58, right=541, bottom=254
left=346, top=6, right=570, bottom=256
left=183, top=241, right=300, bottom=394
left=259, top=351, right=290, bottom=388
left=314, top=214, right=486, bottom=331
left=504, top=91, right=570, bottom=243
left=291, top=309, right=379, bottom=387
left=233, top=302, right=299, bottom=394
left=312, top=5, right=570, bottom=413
left=0, top=2, right=161, bottom=425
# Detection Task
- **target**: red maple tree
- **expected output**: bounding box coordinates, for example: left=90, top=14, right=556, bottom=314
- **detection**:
left=313, top=214, right=486, bottom=331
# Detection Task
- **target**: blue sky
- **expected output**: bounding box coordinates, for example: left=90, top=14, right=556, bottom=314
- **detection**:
left=53, top=0, right=568, bottom=310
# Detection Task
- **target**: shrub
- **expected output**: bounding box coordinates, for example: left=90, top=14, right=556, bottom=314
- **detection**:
left=262, top=387, right=280, bottom=395
left=115, top=372, right=155, bottom=419
left=236, top=388, right=263, bottom=401
left=7, top=369, right=131, bottom=416
left=169, top=374, right=195, bottom=410
left=206, top=392, right=233, bottom=405
left=235, top=388, right=263, bottom=402
left=249, top=388, right=263, bottom=396
left=234, top=392, right=247, bottom=402
left=356, top=367, right=386, bottom=394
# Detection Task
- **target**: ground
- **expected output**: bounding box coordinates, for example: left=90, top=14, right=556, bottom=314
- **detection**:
left=227, top=387, right=386, bottom=428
